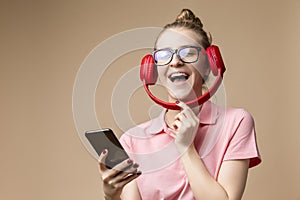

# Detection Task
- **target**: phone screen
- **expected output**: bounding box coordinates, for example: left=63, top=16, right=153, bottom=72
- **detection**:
left=85, top=129, right=129, bottom=168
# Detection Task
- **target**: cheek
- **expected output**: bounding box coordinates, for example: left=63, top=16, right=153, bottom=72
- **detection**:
left=193, top=57, right=210, bottom=77
left=191, top=65, right=205, bottom=79
left=157, top=67, right=168, bottom=82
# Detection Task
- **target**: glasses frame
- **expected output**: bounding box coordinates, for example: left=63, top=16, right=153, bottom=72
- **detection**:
left=152, top=45, right=203, bottom=66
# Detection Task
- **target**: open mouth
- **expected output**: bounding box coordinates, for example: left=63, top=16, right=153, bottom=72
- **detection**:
left=168, top=72, right=190, bottom=82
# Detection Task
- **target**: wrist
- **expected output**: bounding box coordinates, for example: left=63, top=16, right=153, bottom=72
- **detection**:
left=104, top=190, right=122, bottom=200
left=176, top=142, right=195, bottom=155
left=104, top=195, right=121, bottom=200
left=181, top=144, right=197, bottom=160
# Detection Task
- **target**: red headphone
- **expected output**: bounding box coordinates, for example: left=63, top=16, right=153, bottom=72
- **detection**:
left=140, top=45, right=226, bottom=110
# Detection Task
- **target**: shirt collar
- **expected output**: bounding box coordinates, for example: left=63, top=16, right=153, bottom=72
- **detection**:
left=145, top=101, right=219, bottom=135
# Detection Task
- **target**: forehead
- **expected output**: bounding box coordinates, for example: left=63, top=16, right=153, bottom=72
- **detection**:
left=156, top=28, right=201, bottom=49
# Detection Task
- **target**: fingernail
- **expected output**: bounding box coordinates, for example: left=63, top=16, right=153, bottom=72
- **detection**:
left=102, top=149, right=107, bottom=155
left=175, top=100, right=180, bottom=104
left=173, top=124, right=178, bottom=130
left=127, top=159, right=133, bottom=164
left=133, top=163, right=139, bottom=168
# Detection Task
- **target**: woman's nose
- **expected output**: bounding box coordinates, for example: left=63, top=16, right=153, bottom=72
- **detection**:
left=169, top=54, right=183, bottom=67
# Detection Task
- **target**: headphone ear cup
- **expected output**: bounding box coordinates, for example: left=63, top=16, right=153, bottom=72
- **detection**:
left=206, top=46, right=219, bottom=76
left=140, top=54, right=157, bottom=85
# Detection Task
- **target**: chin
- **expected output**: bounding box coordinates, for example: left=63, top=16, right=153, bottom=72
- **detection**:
left=160, top=74, right=202, bottom=101
left=168, top=87, right=199, bottom=101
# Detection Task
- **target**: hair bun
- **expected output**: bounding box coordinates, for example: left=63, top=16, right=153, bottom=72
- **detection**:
left=175, top=9, right=203, bottom=28
left=161, top=8, right=212, bottom=48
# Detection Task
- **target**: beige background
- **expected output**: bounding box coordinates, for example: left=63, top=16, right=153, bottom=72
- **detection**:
left=1, top=0, right=300, bottom=199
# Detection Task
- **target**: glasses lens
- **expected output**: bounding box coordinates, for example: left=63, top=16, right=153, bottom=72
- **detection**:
left=178, top=47, right=199, bottom=63
left=154, top=50, right=172, bottom=65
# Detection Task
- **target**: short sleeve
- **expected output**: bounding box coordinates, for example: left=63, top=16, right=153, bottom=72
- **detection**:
left=223, top=110, right=262, bottom=168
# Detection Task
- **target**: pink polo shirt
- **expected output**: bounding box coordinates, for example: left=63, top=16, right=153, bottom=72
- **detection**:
left=120, top=101, right=261, bottom=200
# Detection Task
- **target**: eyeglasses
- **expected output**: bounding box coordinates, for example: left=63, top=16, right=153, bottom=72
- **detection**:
left=152, top=45, right=202, bottom=66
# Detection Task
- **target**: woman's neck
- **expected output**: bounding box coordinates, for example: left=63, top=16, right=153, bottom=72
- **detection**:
left=165, top=92, right=203, bottom=125
left=164, top=104, right=202, bottom=126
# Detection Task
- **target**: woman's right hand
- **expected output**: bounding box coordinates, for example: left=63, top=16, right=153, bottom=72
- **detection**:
left=98, top=149, right=141, bottom=200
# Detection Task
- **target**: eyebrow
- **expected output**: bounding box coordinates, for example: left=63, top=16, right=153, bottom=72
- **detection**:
left=154, top=45, right=202, bottom=51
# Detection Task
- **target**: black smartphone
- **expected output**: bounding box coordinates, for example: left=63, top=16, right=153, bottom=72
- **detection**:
left=85, top=128, right=130, bottom=169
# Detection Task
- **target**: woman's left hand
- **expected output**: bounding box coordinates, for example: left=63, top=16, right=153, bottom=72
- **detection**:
left=171, top=101, right=200, bottom=153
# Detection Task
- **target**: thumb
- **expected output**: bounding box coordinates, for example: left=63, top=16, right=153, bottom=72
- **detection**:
left=98, top=149, right=109, bottom=171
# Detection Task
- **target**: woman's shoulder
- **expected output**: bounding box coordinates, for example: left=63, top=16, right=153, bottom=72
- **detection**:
left=217, top=105, right=256, bottom=137
left=207, top=100, right=253, bottom=121
left=228, top=106, right=255, bottom=125
left=119, top=114, right=164, bottom=150
left=211, top=102, right=256, bottom=130
left=120, top=112, right=164, bottom=140
left=224, top=106, right=254, bottom=121
left=203, top=101, right=254, bottom=125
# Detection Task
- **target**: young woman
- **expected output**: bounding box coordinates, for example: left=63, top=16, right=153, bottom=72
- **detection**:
left=98, top=9, right=261, bottom=200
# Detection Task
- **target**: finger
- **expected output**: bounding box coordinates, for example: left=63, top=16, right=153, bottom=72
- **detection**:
left=102, top=158, right=135, bottom=183
left=113, top=158, right=135, bottom=173
left=172, top=119, right=182, bottom=131
left=106, top=159, right=135, bottom=180
left=182, top=108, right=199, bottom=125
left=176, top=101, right=190, bottom=110
left=116, top=171, right=142, bottom=188
left=174, top=112, right=185, bottom=121
left=98, top=149, right=109, bottom=171
left=176, top=102, right=199, bottom=123
left=176, top=101, right=197, bottom=116
left=175, top=111, right=193, bottom=127
left=175, top=102, right=192, bottom=120
left=112, top=163, right=140, bottom=183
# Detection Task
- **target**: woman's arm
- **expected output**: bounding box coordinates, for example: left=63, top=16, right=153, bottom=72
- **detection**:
left=181, top=145, right=249, bottom=200
left=173, top=102, right=250, bottom=200
left=98, top=150, right=141, bottom=200
left=121, top=180, right=142, bottom=200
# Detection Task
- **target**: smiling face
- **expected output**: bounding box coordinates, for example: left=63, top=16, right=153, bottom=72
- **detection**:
left=155, top=28, right=210, bottom=102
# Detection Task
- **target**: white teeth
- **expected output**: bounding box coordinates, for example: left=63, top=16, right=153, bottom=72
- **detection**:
left=170, top=72, right=188, bottom=78
left=169, top=72, right=189, bottom=82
